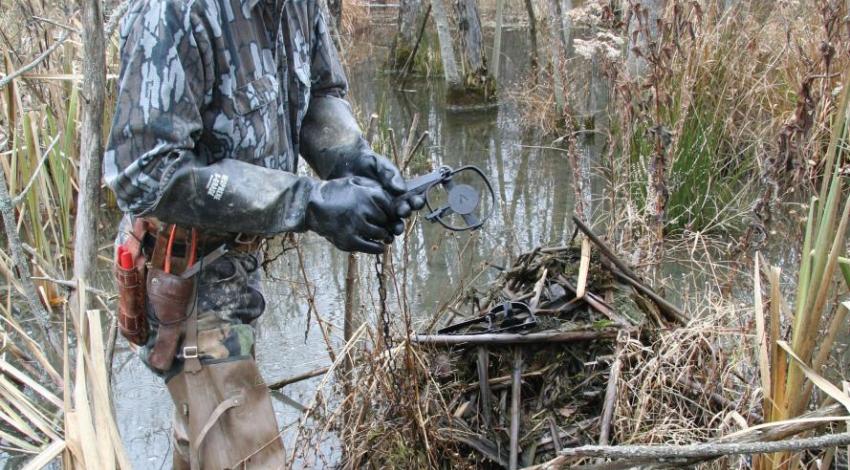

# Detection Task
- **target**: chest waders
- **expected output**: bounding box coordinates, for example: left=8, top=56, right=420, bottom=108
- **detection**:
left=166, top=347, right=286, bottom=469
left=134, top=224, right=285, bottom=469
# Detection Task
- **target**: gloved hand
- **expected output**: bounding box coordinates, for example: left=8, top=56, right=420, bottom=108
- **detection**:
left=305, top=177, right=405, bottom=254
left=326, top=149, right=426, bottom=218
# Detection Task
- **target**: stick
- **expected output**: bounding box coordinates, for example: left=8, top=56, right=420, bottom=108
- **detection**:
left=509, top=348, right=522, bottom=470
left=267, top=366, right=330, bottom=391
left=342, top=254, right=357, bottom=360
left=598, top=349, right=622, bottom=446
left=31, top=276, right=112, bottom=298
left=105, top=313, right=118, bottom=385
left=572, top=216, right=686, bottom=325
left=547, top=416, right=562, bottom=452
left=560, top=432, right=850, bottom=460
left=294, top=242, right=337, bottom=363
left=559, top=275, right=631, bottom=326
left=528, top=403, right=846, bottom=470
left=398, top=4, right=432, bottom=82
left=0, top=31, right=70, bottom=90
left=401, top=113, right=420, bottom=162
left=401, top=131, right=429, bottom=172
left=12, top=135, right=59, bottom=206
left=0, top=149, right=55, bottom=355
left=412, top=329, right=619, bottom=346
left=477, top=347, right=492, bottom=429
left=576, top=237, right=590, bottom=298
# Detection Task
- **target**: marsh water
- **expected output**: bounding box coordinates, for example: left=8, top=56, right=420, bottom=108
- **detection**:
left=105, top=23, right=595, bottom=467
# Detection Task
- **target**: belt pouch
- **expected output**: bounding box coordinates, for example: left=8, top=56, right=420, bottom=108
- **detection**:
left=115, top=262, right=148, bottom=346
left=147, top=268, right=195, bottom=372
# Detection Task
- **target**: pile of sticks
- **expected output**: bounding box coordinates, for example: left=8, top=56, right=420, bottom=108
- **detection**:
left=411, top=218, right=684, bottom=468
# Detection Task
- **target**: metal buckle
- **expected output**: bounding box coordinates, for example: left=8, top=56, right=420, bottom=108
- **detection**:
left=234, top=232, right=259, bottom=245
left=183, top=346, right=199, bottom=359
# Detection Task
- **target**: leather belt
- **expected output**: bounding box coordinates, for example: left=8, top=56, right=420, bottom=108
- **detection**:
left=141, top=219, right=263, bottom=256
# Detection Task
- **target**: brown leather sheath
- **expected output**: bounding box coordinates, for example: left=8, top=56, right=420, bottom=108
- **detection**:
left=116, top=265, right=148, bottom=345
left=146, top=267, right=195, bottom=372
left=116, top=218, right=150, bottom=346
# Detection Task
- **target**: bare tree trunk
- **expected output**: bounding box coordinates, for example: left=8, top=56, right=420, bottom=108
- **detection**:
left=389, top=0, right=426, bottom=69
left=523, top=0, right=540, bottom=73
left=546, top=0, right=566, bottom=113
left=491, top=0, right=505, bottom=80
left=454, top=0, right=496, bottom=101
left=73, top=0, right=106, bottom=313
left=430, top=0, right=461, bottom=87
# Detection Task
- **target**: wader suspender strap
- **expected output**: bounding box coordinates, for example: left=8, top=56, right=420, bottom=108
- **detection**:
left=189, top=391, right=245, bottom=470
left=182, top=286, right=202, bottom=374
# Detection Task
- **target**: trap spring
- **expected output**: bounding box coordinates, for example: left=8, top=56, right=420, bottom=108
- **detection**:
left=398, top=165, right=496, bottom=232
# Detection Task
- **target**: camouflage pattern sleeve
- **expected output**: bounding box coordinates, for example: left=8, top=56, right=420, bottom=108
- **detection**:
left=298, top=8, right=369, bottom=179
left=104, top=0, right=317, bottom=235
left=103, top=0, right=213, bottom=216
left=309, top=9, right=349, bottom=98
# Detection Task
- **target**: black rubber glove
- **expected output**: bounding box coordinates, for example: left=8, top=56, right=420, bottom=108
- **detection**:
left=300, top=97, right=425, bottom=218
left=305, top=177, right=400, bottom=254
left=327, top=149, right=426, bottom=218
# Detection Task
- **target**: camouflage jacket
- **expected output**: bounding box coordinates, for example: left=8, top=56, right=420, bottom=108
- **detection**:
left=104, top=0, right=350, bottom=225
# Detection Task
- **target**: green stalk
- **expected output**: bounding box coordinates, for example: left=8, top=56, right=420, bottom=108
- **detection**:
left=20, top=113, right=46, bottom=258
left=46, top=111, right=72, bottom=254
left=791, top=165, right=841, bottom=350
left=818, top=68, right=850, bottom=210
left=63, top=85, right=79, bottom=165
left=792, top=197, right=818, bottom=329
left=791, top=197, right=850, bottom=418
left=785, top=88, right=848, bottom=419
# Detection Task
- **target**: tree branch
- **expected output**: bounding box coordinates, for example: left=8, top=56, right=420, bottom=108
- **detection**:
left=560, top=431, right=850, bottom=461
left=0, top=31, right=70, bottom=90
left=0, top=163, right=55, bottom=348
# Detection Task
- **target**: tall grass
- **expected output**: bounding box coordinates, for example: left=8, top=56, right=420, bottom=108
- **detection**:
left=512, top=1, right=843, bottom=258
left=1, top=3, right=129, bottom=467
left=752, top=66, right=850, bottom=469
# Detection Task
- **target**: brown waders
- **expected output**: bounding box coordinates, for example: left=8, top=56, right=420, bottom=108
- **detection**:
left=166, top=354, right=285, bottom=469
left=120, top=222, right=286, bottom=469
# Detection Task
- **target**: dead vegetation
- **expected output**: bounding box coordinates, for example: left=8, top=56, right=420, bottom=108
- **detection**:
left=286, top=220, right=768, bottom=468
left=3, top=0, right=850, bottom=468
